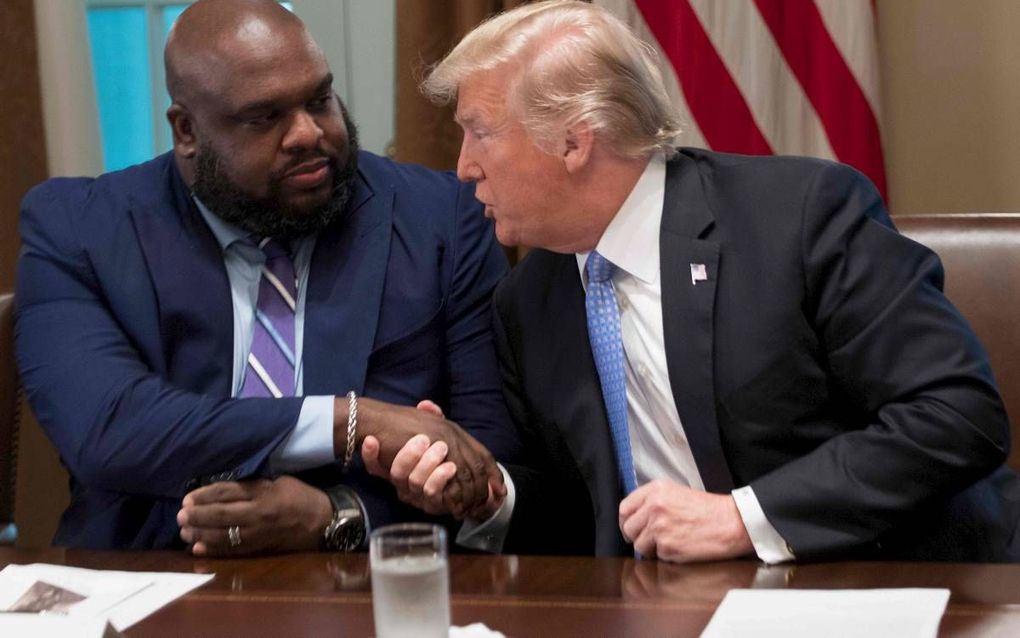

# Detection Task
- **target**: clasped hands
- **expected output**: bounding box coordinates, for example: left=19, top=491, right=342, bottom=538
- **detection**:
left=178, top=398, right=503, bottom=556
left=360, top=399, right=506, bottom=521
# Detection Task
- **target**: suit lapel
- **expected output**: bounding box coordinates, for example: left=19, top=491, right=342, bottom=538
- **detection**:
left=131, top=156, right=233, bottom=396
left=544, top=254, right=629, bottom=555
left=303, top=162, right=392, bottom=395
left=660, top=154, right=734, bottom=492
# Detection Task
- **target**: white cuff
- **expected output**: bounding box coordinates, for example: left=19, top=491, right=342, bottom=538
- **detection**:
left=269, top=395, right=336, bottom=474
left=731, top=485, right=795, bottom=564
left=455, top=464, right=515, bottom=552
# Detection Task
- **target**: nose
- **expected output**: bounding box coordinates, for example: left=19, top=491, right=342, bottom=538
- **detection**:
left=456, top=136, right=482, bottom=183
left=282, top=109, right=324, bottom=153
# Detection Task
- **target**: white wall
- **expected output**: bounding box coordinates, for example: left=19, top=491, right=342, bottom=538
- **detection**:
left=295, top=0, right=396, bottom=156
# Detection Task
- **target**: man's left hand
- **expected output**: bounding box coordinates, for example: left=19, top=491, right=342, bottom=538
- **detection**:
left=618, top=480, right=753, bottom=562
left=177, top=476, right=332, bottom=557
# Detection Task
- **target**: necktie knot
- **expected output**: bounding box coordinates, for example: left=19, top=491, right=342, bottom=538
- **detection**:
left=258, top=237, right=291, bottom=261
left=586, top=251, right=616, bottom=285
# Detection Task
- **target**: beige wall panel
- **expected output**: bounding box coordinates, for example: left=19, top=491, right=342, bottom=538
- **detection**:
left=879, top=0, right=1020, bottom=215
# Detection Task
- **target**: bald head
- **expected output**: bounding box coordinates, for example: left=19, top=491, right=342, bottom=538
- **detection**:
left=162, top=0, right=356, bottom=239
left=165, top=0, right=316, bottom=105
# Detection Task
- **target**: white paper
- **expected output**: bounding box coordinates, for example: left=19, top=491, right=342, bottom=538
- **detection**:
left=701, top=588, right=950, bottom=638
left=0, top=614, right=116, bottom=638
left=450, top=623, right=506, bottom=637
left=0, top=563, right=213, bottom=632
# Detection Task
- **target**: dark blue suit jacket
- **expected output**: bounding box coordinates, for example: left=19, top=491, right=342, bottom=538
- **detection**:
left=15, top=151, right=519, bottom=549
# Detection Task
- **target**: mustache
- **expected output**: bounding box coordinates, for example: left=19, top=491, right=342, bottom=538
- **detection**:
left=272, top=150, right=337, bottom=181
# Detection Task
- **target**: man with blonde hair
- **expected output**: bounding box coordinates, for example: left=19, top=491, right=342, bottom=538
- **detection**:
left=388, top=0, right=1020, bottom=563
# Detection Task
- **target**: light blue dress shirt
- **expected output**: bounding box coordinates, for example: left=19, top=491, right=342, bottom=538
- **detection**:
left=194, top=198, right=335, bottom=474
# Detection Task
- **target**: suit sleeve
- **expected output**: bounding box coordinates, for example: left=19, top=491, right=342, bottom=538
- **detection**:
left=749, top=164, right=1010, bottom=558
left=441, top=181, right=523, bottom=464
left=491, top=281, right=594, bottom=555
left=15, top=180, right=304, bottom=499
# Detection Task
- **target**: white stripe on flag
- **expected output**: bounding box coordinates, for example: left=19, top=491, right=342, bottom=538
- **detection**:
left=262, top=268, right=297, bottom=312
left=596, top=0, right=886, bottom=199
left=248, top=352, right=283, bottom=398
left=597, top=0, right=708, bottom=149
left=814, top=0, right=882, bottom=120
left=689, top=0, right=836, bottom=160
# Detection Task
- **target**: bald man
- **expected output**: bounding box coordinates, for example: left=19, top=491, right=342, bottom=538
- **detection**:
left=15, top=0, right=514, bottom=555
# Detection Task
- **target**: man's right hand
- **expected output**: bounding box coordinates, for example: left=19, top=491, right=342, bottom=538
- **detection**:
left=362, top=431, right=505, bottom=520
left=335, top=396, right=503, bottom=516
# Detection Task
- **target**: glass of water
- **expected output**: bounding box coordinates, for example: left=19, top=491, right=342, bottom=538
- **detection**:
left=370, top=523, right=450, bottom=638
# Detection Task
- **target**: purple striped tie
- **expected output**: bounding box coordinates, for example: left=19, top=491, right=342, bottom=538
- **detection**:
left=240, top=238, right=296, bottom=398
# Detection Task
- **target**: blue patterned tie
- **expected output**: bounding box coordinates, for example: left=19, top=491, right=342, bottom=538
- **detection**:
left=585, top=251, right=638, bottom=495
left=240, top=237, right=297, bottom=398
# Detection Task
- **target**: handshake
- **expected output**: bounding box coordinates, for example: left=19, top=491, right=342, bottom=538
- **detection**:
left=335, top=396, right=506, bottom=521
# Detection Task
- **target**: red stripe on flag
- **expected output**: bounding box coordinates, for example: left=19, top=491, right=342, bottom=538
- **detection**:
left=753, top=0, right=888, bottom=200
left=635, top=0, right=772, bottom=156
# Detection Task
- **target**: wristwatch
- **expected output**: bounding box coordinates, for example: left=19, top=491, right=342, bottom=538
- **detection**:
left=321, top=486, right=366, bottom=552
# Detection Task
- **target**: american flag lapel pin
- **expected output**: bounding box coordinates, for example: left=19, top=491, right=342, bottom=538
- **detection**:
left=690, top=263, right=708, bottom=285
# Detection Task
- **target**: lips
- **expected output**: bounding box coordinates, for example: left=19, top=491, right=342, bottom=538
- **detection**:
left=282, top=159, right=331, bottom=189
left=474, top=197, right=494, bottom=218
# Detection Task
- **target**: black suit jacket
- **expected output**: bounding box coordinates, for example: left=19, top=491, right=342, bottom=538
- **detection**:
left=494, top=148, right=1020, bottom=561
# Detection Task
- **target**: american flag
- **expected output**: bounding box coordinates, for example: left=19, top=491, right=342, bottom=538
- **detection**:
left=596, top=0, right=887, bottom=202
left=691, top=262, right=708, bottom=284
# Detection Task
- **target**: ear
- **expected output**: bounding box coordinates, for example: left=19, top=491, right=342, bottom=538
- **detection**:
left=562, top=120, right=595, bottom=174
left=167, top=103, right=198, bottom=159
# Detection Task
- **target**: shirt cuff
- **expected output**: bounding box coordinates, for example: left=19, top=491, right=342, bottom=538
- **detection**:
left=270, top=395, right=336, bottom=474
left=732, top=485, right=795, bottom=564
left=455, top=463, right=515, bottom=552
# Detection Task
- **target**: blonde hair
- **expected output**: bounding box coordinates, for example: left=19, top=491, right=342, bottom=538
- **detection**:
left=422, top=0, right=681, bottom=158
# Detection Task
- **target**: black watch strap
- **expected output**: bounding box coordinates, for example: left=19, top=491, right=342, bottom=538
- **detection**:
left=321, top=485, right=367, bottom=552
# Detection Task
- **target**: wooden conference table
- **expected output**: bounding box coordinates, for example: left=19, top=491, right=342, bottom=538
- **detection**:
left=2, top=548, right=1019, bottom=636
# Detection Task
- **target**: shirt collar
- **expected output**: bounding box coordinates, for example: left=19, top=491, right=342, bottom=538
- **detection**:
left=576, top=152, right=666, bottom=286
left=193, top=196, right=252, bottom=251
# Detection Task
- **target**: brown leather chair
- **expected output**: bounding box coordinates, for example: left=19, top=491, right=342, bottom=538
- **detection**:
left=0, top=292, right=68, bottom=548
left=0, top=292, right=18, bottom=540
left=896, top=214, right=1020, bottom=471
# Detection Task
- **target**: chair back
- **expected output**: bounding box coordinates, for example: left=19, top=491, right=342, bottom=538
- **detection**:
left=896, top=214, right=1020, bottom=471
left=0, top=292, right=18, bottom=527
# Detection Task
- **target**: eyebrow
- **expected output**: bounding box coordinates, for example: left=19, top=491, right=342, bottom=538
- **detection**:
left=234, top=73, right=335, bottom=116
left=455, top=109, right=485, bottom=129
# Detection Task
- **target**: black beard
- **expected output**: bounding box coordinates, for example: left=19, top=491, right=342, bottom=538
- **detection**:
left=193, top=112, right=360, bottom=241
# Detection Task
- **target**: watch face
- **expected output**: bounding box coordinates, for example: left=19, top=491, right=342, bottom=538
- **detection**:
left=327, top=509, right=365, bottom=551
left=335, top=516, right=365, bottom=550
